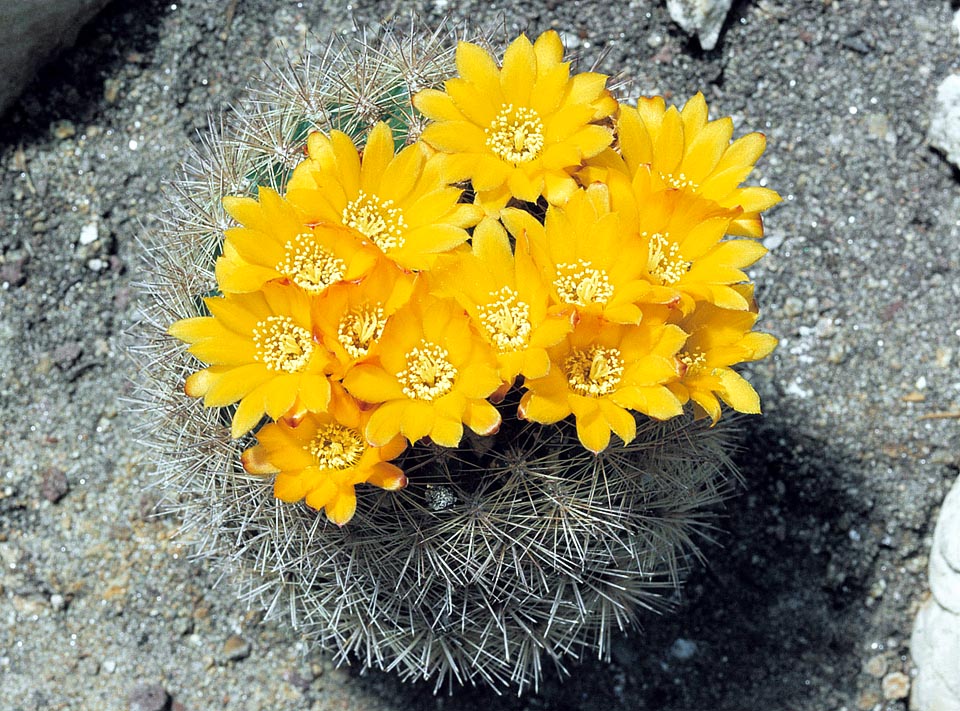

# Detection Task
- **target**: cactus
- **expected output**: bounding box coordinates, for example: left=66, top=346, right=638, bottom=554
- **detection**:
left=133, top=16, right=776, bottom=694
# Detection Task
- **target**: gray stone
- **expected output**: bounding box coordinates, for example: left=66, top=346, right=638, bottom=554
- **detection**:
left=127, top=683, right=170, bottom=711
left=0, top=0, right=113, bottom=116
left=911, top=476, right=960, bottom=711
left=666, top=0, right=734, bottom=51
left=930, top=476, right=960, bottom=613
left=929, top=74, right=960, bottom=169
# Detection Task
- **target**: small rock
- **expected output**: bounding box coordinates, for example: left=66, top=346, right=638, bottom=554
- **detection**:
left=87, top=257, right=107, bottom=272
left=49, top=593, right=67, bottom=611
left=881, top=671, right=910, bottom=700
left=79, top=222, right=99, bottom=245
left=669, top=637, right=698, bottom=660
left=930, top=74, right=960, bottom=169
left=104, top=79, right=121, bottom=104
left=51, top=120, right=76, bottom=139
left=782, top=296, right=804, bottom=317
left=103, top=659, right=116, bottom=674
left=856, top=690, right=880, bottom=710
left=222, top=634, right=251, bottom=661
left=52, top=342, right=83, bottom=368
left=128, top=683, right=170, bottom=711
left=863, top=654, right=887, bottom=679
left=666, top=0, right=734, bottom=51
left=0, top=256, right=28, bottom=287
left=40, top=468, right=69, bottom=503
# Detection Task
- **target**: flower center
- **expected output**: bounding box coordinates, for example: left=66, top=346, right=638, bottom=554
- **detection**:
left=679, top=350, right=708, bottom=376
left=277, top=233, right=346, bottom=294
left=660, top=172, right=698, bottom=191
left=307, top=423, right=366, bottom=470
left=554, top=260, right=614, bottom=306
left=486, top=104, right=545, bottom=164
left=477, top=287, right=532, bottom=352
left=564, top=345, right=624, bottom=397
left=645, top=232, right=690, bottom=285
left=399, top=341, right=457, bottom=401
left=337, top=304, right=386, bottom=359
left=342, top=190, right=407, bottom=252
left=252, top=316, right=315, bottom=373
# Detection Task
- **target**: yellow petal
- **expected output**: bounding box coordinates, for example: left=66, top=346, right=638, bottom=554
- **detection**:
left=399, top=400, right=435, bottom=443
left=718, top=368, right=761, bottom=414
left=455, top=41, right=503, bottom=103
left=274, top=472, right=309, bottom=502
left=463, top=400, right=502, bottom=436
left=518, top=387, right=570, bottom=424
left=367, top=462, right=407, bottom=490
left=413, top=89, right=464, bottom=121
left=325, top=487, right=357, bottom=526
left=343, top=364, right=405, bottom=404
left=430, top=417, right=464, bottom=447
left=240, top=444, right=279, bottom=475
left=570, top=399, right=610, bottom=453
left=598, top=399, right=637, bottom=446
left=359, top=123, right=395, bottom=195
left=533, top=30, right=564, bottom=69
left=365, top=401, right=405, bottom=446
left=500, top=34, right=536, bottom=106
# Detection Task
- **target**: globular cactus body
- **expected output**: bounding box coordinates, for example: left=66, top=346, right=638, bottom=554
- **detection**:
left=133, top=17, right=774, bottom=694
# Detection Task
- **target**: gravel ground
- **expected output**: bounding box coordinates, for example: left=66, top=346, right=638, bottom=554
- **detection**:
left=1, top=1, right=959, bottom=710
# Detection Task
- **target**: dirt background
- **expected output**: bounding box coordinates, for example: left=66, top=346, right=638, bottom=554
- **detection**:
left=1, top=1, right=959, bottom=710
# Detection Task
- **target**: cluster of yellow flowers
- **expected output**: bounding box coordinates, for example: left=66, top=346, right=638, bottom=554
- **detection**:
left=169, top=31, right=779, bottom=526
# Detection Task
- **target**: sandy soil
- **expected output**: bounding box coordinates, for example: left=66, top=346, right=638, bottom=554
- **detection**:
left=1, top=1, right=959, bottom=710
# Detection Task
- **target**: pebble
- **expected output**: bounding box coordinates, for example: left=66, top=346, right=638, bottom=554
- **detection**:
left=856, top=690, right=880, bottom=710
left=881, top=671, right=910, bottom=701
left=669, top=638, right=698, bottom=660
left=863, top=654, right=887, bottom=679
left=40, top=468, right=69, bottom=503
left=128, top=683, right=170, bottom=711
left=666, top=0, right=734, bottom=51
left=103, top=659, right=116, bottom=674
left=87, top=258, right=107, bottom=272
left=222, top=634, right=251, bottom=661
left=79, top=222, right=99, bottom=245
left=51, top=120, right=76, bottom=139
left=929, top=74, right=960, bottom=169
left=0, top=256, right=28, bottom=287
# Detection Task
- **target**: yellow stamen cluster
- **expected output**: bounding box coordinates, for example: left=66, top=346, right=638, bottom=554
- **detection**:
left=308, top=423, right=366, bottom=469
left=252, top=316, right=315, bottom=373
left=564, top=346, right=624, bottom=397
left=337, top=304, right=386, bottom=359
left=486, top=104, right=545, bottom=164
left=554, top=260, right=615, bottom=306
left=478, top=287, right=532, bottom=351
left=399, top=342, right=458, bottom=401
left=169, top=29, right=780, bottom=524
left=278, top=233, right=346, bottom=294
left=646, top=232, right=690, bottom=285
left=342, top=191, right=407, bottom=252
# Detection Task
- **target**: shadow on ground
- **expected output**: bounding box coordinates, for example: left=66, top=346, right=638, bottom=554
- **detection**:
left=349, top=413, right=868, bottom=710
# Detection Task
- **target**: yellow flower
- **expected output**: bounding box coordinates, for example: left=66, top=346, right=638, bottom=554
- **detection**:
left=284, top=121, right=480, bottom=271
left=429, top=218, right=573, bottom=385
left=413, top=30, right=616, bottom=208
left=313, top=259, right=416, bottom=378
left=217, top=186, right=378, bottom=295
left=519, top=315, right=686, bottom=453
left=502, top=184, right=667, bottom=324
left=669, top=298, right=778, bottom=423
left=608, top=181, right=769, bottom=313
left=168, top=282, right=332, bottom=438
left=241, top=388, right=407, bottom=526
left=589, top=92, right=780, bottom=238
left=342, top=293, right=502, bottom=448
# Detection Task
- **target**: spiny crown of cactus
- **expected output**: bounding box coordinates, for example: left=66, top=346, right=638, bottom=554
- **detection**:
left=133, top=17, right=778, bottom=693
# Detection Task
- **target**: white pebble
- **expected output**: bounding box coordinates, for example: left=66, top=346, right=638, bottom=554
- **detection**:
left=79, top=222, right=98, bottom=245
